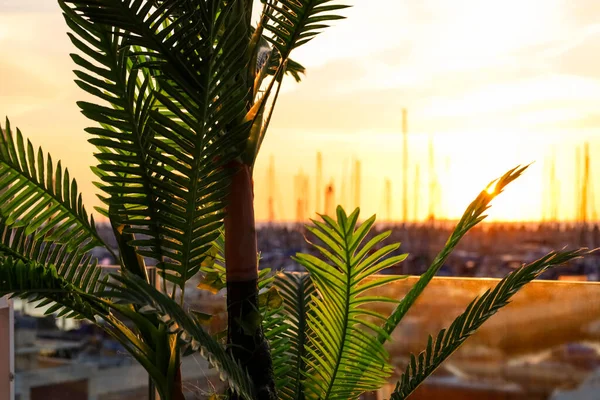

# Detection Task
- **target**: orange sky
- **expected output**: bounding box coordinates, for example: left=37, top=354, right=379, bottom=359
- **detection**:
left=2, top=1, right=600, bottom=222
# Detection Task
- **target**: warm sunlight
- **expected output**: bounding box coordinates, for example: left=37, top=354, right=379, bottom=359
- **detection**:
left=2, top=3, right=600, bottom=400
left=2, top=0, right=600, bottom=223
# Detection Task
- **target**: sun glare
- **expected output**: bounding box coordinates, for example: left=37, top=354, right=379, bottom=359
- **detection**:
left=485, top=182, right=497, bottom=195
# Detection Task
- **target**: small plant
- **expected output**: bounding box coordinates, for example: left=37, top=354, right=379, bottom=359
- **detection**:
left=0, top=1, right=590, bottom=399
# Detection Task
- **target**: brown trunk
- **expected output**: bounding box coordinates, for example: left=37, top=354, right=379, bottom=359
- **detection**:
left=225, top=162, right=276, bottom=400
left=171, top=366, right=185, bottom=400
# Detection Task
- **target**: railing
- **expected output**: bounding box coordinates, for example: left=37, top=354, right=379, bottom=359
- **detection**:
left=9, top=273, right=600, bottom=399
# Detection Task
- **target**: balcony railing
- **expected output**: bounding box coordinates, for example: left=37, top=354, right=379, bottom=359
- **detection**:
left=7, top=269, right=600, bottom=400
left=0, top=296, right=14, bottom=400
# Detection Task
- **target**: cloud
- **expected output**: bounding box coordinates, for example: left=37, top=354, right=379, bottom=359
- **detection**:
left=0, top=1, right=58, bottom=13
left=553, top=30, right=600, bottom=79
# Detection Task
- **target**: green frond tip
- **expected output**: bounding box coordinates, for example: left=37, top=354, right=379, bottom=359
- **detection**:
left=390, top=248, right=591, bottom=400
left=264, top=1, right=351, bottom=58
left=295, top=207, right=407, bottom=400
left=379, top=165, right=527, bottom=343
left=0, top=118, right=109, bottom=254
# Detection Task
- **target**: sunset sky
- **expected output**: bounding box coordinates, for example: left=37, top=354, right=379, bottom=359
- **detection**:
left=2, top=1, right=600, bottom=222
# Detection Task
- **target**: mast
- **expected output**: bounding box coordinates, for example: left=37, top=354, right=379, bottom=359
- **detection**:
left=576, top=146, right=581, bottom=222
left=428, top=134, right=436, bottom=222
left=267, top=155, right=276, bottom=223
left=402, top=108, right=408, bottom=223
left=550, top=150, right=558, bottom=223
left=582, top=142, right=590, bottom=225
left=353, top=159, right=361, bottom=210
left=340, top=158, right=348, bottom=210
left=304, top=174, right=310, bottom=219
left=349, top=157, right=355, bottom=209
left=316, top=152, right=323, bottom=214
left=414, top=164, right=420, bottom=222
left=294, top=170, right=308, bottom=222
left=384, top=178, right=392, bottom=222
left=325, top=180, right=335, bottom=217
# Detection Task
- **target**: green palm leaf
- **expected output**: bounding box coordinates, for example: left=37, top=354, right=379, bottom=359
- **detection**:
left=0, top=219, right=103, bottom=296
left=262, top=305, right=293, bottom=393
left=272, top=272, right=315, bottom=400
left=390, top=248, right=590, bottom=399
left=0, top=119, right=108, bottom=253
left=264, top=0, right=350, bottom=59
left=104, top=272, right=257, bottom=400
left=0, top=257, right=105, bottom=320
left=379, top=165, right=529, bottom=342
left=63, top=1, right=254, bottom=295
left=294, top=207, right=407, bottom=399
left=60, top=1, right=172, bottom=282
left=0, top=256, right=170, bottom=394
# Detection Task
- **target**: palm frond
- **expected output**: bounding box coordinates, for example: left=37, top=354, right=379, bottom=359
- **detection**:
left=267, top=55, right=305, bottom=83
left=105, top=272, right=257, bottom=400
left=379, top=165, right=528, bottom=342
left=0, top=257, right=106, bottom=320
left=60, top=1, right=171, bottom=282
left=0, top=224, right=105, bottom=319
left=0, top=255, right=182, bottom=397
left=264, top=0, right=350, bottom=59
left=294, top=207, right=407, bottom=399
left=0, top=118, right=108, bottom=254
left=62, top=1, right=255, bottom=294
left=271, top=272, right=315, bottom=400
left=65, top=0, right=251, bottom=107
left=0, top=255, right=169, bottom=394
left=262, top=305, right=293, bottom=393
left=390, top=248, right=590, bottom=400
left=242, top=0, right=348, bottom=164
left=0, top=220, right=103, bottom=297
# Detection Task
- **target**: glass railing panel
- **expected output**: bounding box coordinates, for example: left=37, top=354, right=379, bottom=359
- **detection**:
left=13, top=265, right=150, bottom=400
left=373, top=277, right=600, bottom=400
left=11, top=266, right=600, bottom=399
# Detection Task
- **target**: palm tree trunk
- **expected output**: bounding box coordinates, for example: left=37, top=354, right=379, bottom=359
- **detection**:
left=172, top=367, right=185, bottom=400
left=225, top=162, right=276, bottom=400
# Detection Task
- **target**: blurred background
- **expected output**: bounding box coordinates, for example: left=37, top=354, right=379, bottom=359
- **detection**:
left=4, top=0, right=600, bottom=399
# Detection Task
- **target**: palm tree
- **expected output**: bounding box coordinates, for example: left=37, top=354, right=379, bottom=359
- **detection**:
left=0, top=1, right=348, bottom=398
left=0, top=1, right=591, bottom=399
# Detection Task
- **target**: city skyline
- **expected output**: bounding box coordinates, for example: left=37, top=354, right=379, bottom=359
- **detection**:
left=3, top=1, right=600, bottom=221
